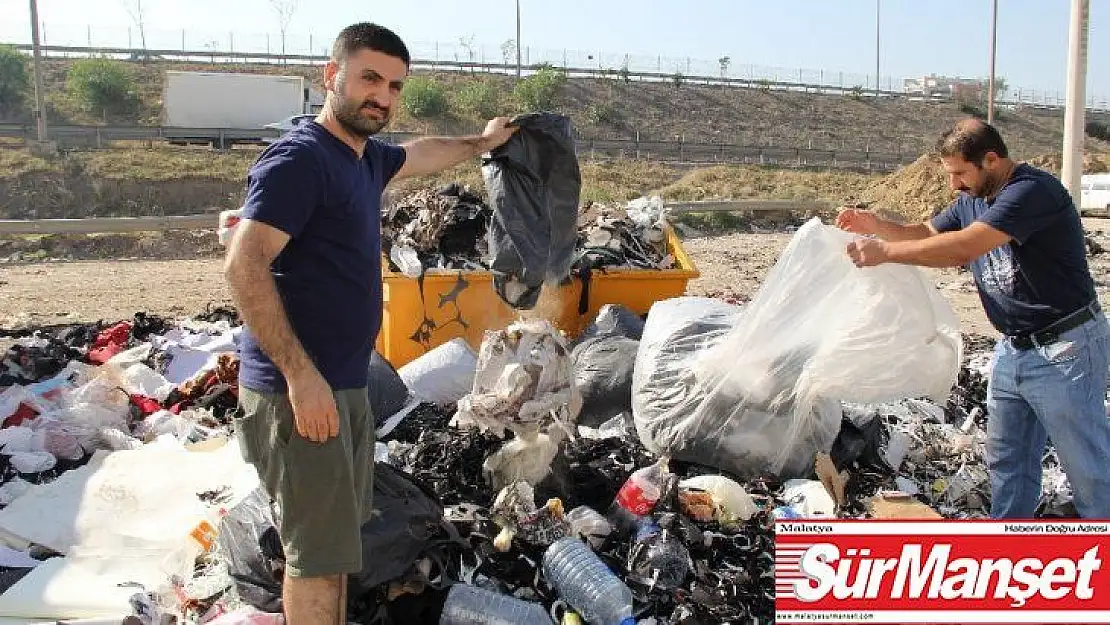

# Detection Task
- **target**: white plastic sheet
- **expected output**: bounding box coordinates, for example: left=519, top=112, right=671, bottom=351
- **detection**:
left=0, top=438, right=260, bottom=620
left=633, top=219, right=962, bottom=478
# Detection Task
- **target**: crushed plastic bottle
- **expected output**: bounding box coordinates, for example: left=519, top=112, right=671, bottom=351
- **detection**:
left=439, top=583, right=554, bottom=625
left=543, top=536, right=636, bottom=625
left=628, top=517, right=691, bottom=589
left=607, top=455, right=670, bottom=532
left=565, top=506, right=612, bottom=549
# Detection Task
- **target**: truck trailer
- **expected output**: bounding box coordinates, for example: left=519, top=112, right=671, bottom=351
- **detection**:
left=162, top=70, right=316, bottom=148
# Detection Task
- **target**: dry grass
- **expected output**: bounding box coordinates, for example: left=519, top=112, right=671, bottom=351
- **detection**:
left=72, top=146, right=261, bottom=182
left=0, top=148, right=61, bottom=177
left=653, top=165, right=879, bottom=202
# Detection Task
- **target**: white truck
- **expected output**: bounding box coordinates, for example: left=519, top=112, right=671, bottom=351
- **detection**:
left=1081, top=174, right=1110, bottom=217
left=162, top=70, right=318, bottom=147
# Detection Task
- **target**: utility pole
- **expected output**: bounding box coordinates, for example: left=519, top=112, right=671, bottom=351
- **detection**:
left=29, top=0, right=48, bottom=142
left=874, top=0, right=881, bottom=95
left=987, top=0, right=998, bottom=124
left=1061, top=0, right=1089, bottom=204
left=515, top=0, right=522, bottom=78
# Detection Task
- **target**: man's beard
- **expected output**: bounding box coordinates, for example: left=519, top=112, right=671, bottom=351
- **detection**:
left=332, top=77, right=390, bottom=138
left=966, top=169, right=1006, bottom=199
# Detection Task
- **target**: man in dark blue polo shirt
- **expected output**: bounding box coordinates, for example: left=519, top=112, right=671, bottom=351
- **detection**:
left=837, top=119, right=1110, bottom=520
left=223, top=23, right=515, bottom=624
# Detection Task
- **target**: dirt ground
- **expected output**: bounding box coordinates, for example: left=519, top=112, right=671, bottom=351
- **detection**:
left=3, top=220, right=1110, bottom=339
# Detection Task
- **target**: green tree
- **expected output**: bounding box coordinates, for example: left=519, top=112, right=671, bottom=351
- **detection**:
left=452, top=79, right=501, bottom=119
left=991, top=76, right=1009, bottom=100
left=618, top=63, right=631, bottom=84
left=1085, top=121, right=1109, bottom=141
left=0, top=44, right=30, bottom=116
left=585, top=102, right=618, bottom=124
left=400, top=76, right=448, bottom=119
left=513, top=65, right=566, bottom=111
left=67, top=57, right=137, bottom=117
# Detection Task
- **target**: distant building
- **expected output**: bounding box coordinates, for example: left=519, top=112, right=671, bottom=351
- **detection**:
left=903, top=74, right=986, bottom=100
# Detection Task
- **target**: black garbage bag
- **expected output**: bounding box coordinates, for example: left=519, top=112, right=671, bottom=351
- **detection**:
left=578, top=304, right=645, bottom=342
left=368, top=351, right=410, bottom=428
left=348, top=462, right=458, bottom=594
left=482, top=112, right=581, bottom=310
left=829, top=415, right=890, bottom=472
left=572, top=336, right=639, bottom=427
left=219, top=465, right=459, bottom=614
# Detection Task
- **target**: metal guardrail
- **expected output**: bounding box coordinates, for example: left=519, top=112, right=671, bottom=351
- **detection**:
left=0, top=123, right=914, bottom=170
left=0, top=215, right=217, bottom=235
left=668, top=200, right=832, bottom=214
left=0, top=201, right=830, bottom=236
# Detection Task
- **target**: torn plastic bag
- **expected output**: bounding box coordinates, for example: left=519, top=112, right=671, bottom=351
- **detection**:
left=454, top=321, right=578, bottom=438
left=216, top=488, right=283, bottom=613
left=633, top=219, right=962, bottom=478
left=367, top=351, right=410, bottom=428
left=571, top=336, right=638, bottom=428
left=453, top=321, right=579, bottom=488
left=398, top=338, right=477, bottom=406
left=481, top=113, right=581, bottom=309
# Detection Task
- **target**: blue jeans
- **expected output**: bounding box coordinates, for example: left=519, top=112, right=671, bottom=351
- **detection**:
left=986, top=313, right=1110, bottom=519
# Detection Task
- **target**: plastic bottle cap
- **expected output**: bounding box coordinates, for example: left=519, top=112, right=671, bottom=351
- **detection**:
left=620, top=618, right=637, bottom=625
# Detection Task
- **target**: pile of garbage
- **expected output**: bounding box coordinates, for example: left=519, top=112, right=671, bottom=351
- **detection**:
left=0, top=218, right=1090, bottom=625
left=382, top=188, right=678, bottom=277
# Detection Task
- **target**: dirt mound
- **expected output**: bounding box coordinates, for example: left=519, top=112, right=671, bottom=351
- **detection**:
left=0, top=230, right=224, bottom=262
left=1025, top=152, right=1110, bottom=175
left=856, top=155, right=957, bottom=223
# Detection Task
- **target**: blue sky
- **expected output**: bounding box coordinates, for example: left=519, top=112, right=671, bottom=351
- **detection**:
left=1, top=0, right=1106, bottom=100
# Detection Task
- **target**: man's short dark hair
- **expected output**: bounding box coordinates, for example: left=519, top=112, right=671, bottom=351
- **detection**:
left=331, top=23, right=410, bottom=66
left=935, top=118, right=1009, bottom=165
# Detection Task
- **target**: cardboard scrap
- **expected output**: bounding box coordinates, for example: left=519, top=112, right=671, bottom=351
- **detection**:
left=868, top=491, right=943, bottom=520
left=814, top=453, right=847, bottom=509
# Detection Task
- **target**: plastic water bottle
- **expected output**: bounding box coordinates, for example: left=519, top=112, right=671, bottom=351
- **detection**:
left=439, top=584, right=553, bottom=625
left=542, top=537, right=636, bottom=625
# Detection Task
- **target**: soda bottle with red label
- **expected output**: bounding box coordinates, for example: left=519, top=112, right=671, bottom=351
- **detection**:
left=607, top=455, right=670, bottom=532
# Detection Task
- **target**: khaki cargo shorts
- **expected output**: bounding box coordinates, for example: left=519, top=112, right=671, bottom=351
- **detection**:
left=235, top=386, right=374, bottom=578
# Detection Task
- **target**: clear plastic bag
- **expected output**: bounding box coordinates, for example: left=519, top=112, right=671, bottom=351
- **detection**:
left=632, top=219, right=962, bottom=478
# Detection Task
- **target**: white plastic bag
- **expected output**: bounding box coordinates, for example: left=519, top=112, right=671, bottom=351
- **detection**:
left=453, top=321, right=579, bottom=489
left=398, top=338, right=478, bottom=405
left=782, top=479, right=837, bottom=518
left=633, top=219, right=962, bottom=478
left=454, top=321, right=577, bottom=437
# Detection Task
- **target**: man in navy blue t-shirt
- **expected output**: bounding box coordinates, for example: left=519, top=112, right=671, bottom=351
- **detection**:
left=837, top=119, right=1110, bottom=520
left=223, top=23, right=515, bottom=624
